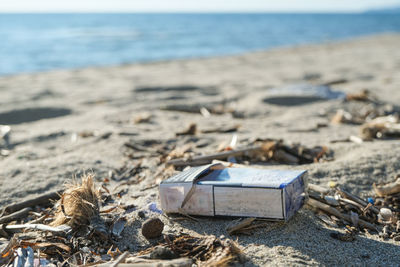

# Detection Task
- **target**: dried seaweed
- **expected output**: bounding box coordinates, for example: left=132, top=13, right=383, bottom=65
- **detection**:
left=139, top=234, right=244, bottom=267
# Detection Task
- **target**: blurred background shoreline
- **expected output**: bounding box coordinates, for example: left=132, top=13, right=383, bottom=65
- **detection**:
left=1, top=12, right=400, bottom=76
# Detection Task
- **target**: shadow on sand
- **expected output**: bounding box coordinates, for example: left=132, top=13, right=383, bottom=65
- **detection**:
left=0, top=107, right=72, bottom=124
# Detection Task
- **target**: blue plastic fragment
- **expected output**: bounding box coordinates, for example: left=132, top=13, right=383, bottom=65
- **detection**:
left=367, top=197, right=374, bottom=204
left=148, top=202, right=163, bottom=214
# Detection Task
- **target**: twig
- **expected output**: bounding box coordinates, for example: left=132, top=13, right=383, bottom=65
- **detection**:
left=337, top=188, right=379, bottom=214
left=308, top=184, right=330, bottom=195
left=167, top=145, right=262, bottom=167
left=373, top=178, right=400, bottom=197
left=112, top=258, right=193, bottom=267
left=177, top=208, right=200, bottom=222
left=307, top=198, right=377, bottom=232
left=226, top=218, right=256, bottom=235
left=4, top=223, right=71, bottom=234
left=321, top=79, right=348, bottom=86
left=110, top=251, right=129, bottom=267
left=3, top=190, right=62, bottom=214
left=0, top=207, right=31, bottom=224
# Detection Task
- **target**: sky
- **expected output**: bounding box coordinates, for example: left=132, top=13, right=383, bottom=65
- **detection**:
left=0, top=0, right=399, bottom=13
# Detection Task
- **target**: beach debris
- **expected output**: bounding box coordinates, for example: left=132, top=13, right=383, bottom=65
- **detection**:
left=373, top=175, right=400, bottom=197
left=345, top=89, right=373, bottom=102
left=13, top=246, right=34, bottom=267
left=379, top=208, right=393, bottom=222
left=263, top=84, right=345, bottom=106
left=331, top=109, right=363, bottom=124
left=225, top=217, right=275, bottom=235
left=123, top=257, right=193, bottom=266
left=148, top=202, right=163, bottom=214
left=176, top=123, right=197, bottom=136
left=0, top=207, right=32, bottom=225
left=167, top=139, right=332, bottom=167
left=79, top=130, right=97, bottom=138
left=360, top=115, right=400, bottom=140
left=2, top=190, right=62, bottom=214
left=0, top=125, right=11, bottom=147
left=321, top=79, right=348, bottom=86
left=226, top=218, right=256, bottom=235
left=200, top=107, right=211, bottom=118
left=161, top=103, right=233, bottom=115
left=51, top=174, right=101, bottom=228
left=201, top=124, right=240, bottom=134
left=0, top=173, right=148, bottom=266
left=133, top=113, right=152, bottom=124
left=111, top=217, right=127, bottom=238
left=138, top=233, right=244, bottom=266
left=160, top=163, right=307, bottom=220
left=308, top=176, right=400, bottom=242
left=141, top=217, right=164, bottom=239
left=307, top=197, right=377, bottom=232
left=0, top=125, right=11, bottom=157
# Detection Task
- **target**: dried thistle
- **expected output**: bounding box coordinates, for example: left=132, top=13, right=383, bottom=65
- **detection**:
left=51, top=173, right=101, bottom=227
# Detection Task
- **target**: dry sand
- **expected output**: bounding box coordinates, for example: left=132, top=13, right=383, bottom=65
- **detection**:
left=1, top=33, right=400, bottom=266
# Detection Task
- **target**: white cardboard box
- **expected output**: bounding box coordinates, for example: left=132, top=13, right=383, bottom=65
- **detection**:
left=159, top=163, right=307, bottom=220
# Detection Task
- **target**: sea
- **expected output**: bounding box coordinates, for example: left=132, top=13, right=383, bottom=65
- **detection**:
left=0, top=13, right=400, bottom=76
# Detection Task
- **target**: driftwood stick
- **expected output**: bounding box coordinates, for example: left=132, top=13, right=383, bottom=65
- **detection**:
left=0, top=207, right=31, bottom=224
left=307, top=198, right=377, bottom=232
left=321, top=79, right=348, bottom=86
left=337, top=188, right=379, bottom=214
left=110, top=251, right=130, bottom=267
left=118, top=258, right=193, bottom=267
left=373, top=178, right=400, bottom=197
left=167, top=145, right=262, bottom=167
left=308, top=183, right=330, bottom=195
left=3, top=190, right=62, bottom=214
left=226, top=218, right=256, bottom=235
left=4, top=223, right=71, bottom=234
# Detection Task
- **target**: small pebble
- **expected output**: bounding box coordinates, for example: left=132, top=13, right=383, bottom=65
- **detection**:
left=138, top=210, right=146, bottom=219
left=141, top=217, right=164, bottom=239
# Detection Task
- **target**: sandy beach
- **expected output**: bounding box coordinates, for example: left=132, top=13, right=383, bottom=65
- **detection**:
left=1, top=33, right=400, bottom=265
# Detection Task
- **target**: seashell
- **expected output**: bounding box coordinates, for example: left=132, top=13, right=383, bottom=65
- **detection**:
left=379, top=208, right=393, bottom=221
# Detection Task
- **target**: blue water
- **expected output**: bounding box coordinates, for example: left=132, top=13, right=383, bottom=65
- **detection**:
left=1, top=13, right=400, bottom=75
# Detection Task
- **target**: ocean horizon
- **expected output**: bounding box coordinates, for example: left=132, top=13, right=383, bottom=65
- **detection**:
left=1, top=13, right=400, bottom=76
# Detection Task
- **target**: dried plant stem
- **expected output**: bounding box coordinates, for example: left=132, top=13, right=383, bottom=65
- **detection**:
left=0, top=207, right=31, bottom=224
left=167, top=145, right=262, bottom=166
left=337, top=188, right=379, bottom=214
left=373, top=178, right=400, bottom=197
left=226, top=218, right=256, bottom=235
left=3, top=191, right=62, bottom=214
left=307, top=198, right=377, bottom=232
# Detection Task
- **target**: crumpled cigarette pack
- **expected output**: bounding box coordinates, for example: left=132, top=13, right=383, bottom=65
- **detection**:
left=159, top=163, right=307, bottom=220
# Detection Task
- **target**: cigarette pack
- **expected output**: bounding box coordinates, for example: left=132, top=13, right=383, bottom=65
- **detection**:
left=159, top=163, right=307, bottom=220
